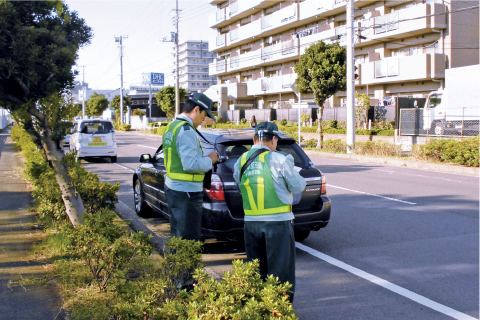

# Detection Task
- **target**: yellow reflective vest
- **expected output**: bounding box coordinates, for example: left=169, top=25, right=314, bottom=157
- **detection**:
left=238, top=149, right=291, bottom=216
left=164, top=120, right=205, bottom=182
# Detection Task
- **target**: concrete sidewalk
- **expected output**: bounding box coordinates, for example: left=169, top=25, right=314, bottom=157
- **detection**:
left=0, top=127, right=64, bottom=319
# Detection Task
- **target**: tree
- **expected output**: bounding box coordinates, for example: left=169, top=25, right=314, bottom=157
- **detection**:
left=86, top=92, right=109, bottom=117
left=0, top=1, right=92, bottom=226
left=111, top=95, right=131, bottom=120
left=355, top=92, right=370, bottom=129
left=294, top=41, right=347, bottom=148
left=155, top=86, right=188, bottom=119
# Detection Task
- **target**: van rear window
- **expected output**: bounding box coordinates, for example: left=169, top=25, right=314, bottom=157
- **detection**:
left=80, top=122, right=113, bottom=134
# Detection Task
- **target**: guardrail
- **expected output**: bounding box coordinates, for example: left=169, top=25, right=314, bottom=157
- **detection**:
left=400, top=108, right=480, bottom=137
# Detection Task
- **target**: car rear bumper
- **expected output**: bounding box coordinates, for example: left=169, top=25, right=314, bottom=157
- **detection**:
left=200, top=195, right=331, bottom=240
left=77, top=146, right=117, bottom=158
left=293, top=196, right=331, bottom=230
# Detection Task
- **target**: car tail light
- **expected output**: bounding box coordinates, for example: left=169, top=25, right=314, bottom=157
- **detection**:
left=321, top=175, right=327, bottom=194
left=204, top=174, right=225, bottom=201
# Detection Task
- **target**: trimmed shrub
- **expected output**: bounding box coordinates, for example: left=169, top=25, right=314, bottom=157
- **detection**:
left=323, top=139, right=347, bottom=153
left=354, top=140, right=402, bottom=157
left=411, top=137, right=479, bottom=167
left=158, top=260, right=298, bottom=319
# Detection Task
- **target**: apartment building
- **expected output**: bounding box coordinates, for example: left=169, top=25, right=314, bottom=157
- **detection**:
left=177, top=40, right=218, bottom=93
left=208, top=0, right=479, bottom=116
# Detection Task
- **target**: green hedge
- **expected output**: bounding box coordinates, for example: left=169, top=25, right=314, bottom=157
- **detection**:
left=303, top=135, right=479, bottom=167
left=411, top=137, right=479, bottom=167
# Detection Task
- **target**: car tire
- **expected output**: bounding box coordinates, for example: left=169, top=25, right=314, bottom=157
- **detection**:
left=111, top=156, right=117, bottom=163
left=134, top=179, right=152, bottom=217
left=294, top=229, right=310, bottom=242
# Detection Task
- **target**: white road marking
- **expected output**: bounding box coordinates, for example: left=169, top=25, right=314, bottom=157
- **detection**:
left=114, top=163, right=133, bottom=172
left=137, top=145, right=157, bottom=150
left=329, top=184, right=416, bottom=205
left=375, top=169, right=466, bottom=183
left=295, top=242, right=477, bottom=320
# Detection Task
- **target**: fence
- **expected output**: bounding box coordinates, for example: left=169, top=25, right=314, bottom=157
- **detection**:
left=399, top=108, right=480, bottom=137
left=224, top=105, right=397, bottom=124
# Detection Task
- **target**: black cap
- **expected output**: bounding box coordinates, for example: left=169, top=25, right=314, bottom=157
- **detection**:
left=191, top=92, right=216, bottom=120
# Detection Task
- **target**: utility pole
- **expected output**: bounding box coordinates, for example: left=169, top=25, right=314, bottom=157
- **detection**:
left=115, top=35, right=128, bottom=124
left=346, top=0, right=355, bottom=153
left=174, top=0, right=180, bottom=117
left=162, top=1, right=182, bottom=117
left=80, top=65, right=86, bottom=119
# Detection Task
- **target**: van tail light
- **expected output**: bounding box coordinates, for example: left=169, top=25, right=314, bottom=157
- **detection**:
left=204, top=174, right=225, bottom=201
left=321, top=175, right=327, bottom=194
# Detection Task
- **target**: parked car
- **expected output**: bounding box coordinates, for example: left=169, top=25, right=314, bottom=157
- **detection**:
left=62, top=120, right=74, bottom=147
left=133, top=128, right=331, bottom=242
left=70, top=119, right=117, bottom=162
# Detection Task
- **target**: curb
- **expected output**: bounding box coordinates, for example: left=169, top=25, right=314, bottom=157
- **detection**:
left=114, top=200, right=223, bottom=281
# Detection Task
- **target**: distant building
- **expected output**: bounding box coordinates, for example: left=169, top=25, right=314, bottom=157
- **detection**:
left=70, top=81, right=120, bottom=104
left=127, top=85, right=166, bottom=118
left=176, top=40, right=217, bottom=93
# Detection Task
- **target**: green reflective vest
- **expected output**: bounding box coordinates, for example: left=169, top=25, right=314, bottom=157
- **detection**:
left=163, top=120, right=205, bottom=182
left=238, top=149, right=291, bottom=216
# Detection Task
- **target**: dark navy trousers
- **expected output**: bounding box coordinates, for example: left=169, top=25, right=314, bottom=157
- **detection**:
left=165, top=186, right=203, bottom=241
left=243, top=220, right=296, bottom=302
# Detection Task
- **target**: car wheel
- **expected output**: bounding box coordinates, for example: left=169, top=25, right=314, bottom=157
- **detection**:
left=294, top=230, right=310, bottom=242
left=134, top=179, right=152, bottom=217
left=111, top=156, right=117, bottom=163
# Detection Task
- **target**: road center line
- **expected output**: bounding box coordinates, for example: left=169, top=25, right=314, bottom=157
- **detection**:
left=137, top=145, right=157, bottom=150
left=295, top=242, right=476, bottom=320
left=329, top=184, right=416, bottom=205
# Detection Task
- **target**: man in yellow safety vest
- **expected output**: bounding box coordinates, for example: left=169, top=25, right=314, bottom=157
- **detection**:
left=233, top=121, right=306, bottom=302
left=163, top=93, right=219, bottom=241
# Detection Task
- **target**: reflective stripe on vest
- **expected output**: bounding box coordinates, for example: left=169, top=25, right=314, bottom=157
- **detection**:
left=164, top=120, right=205, bottom=182
left=239, top=150, right=291, bottom=216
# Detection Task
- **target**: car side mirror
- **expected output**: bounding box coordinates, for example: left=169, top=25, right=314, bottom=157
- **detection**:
left=139, top=154, right=152, bottom=163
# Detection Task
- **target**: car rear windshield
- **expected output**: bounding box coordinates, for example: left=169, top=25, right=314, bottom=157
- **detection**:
left=79, top=121, right=113, bottom=134
left=214, top=141, right=311, bottom=173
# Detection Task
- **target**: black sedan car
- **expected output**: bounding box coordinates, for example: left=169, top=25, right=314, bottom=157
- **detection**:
left=133, top=128, right=331, bottom=242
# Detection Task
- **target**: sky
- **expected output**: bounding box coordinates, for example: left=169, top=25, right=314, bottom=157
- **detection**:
left=64, top=0, right=216, bottom=90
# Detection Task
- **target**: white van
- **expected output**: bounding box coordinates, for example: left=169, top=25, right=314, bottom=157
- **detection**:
left=70, top=119, right=117, bottom=162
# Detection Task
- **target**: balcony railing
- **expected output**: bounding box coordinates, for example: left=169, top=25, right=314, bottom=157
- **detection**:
left=216, top=34, right=226, bottom=48
left=227, top=20, right=261, bottom=45
left=247, top=74, right=297, bottom=96
left=360, top=53, right=445, bottom=85
left=360, top=3, right=446, bottom=40
left=229, top=50, right=263, bottom=71
left=209, top=0, right=267, bottom=28
left=261, top=4, right=297, bottom=31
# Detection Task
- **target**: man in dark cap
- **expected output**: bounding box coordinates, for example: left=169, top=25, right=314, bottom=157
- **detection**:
left=163, top=93, right=219, bottom=241
left=233, top=121, right=306, bottom=302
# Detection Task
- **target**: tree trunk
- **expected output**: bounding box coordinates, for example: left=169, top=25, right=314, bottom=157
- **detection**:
left=316, top=106, right=324, bottom=149
left=41, top=129, right=84, bottom=226
left=27, top=105, right=85, bottom=226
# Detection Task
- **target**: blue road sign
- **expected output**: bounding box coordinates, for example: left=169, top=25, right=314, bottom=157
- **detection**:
left=150, top=73, right=164, bottom=85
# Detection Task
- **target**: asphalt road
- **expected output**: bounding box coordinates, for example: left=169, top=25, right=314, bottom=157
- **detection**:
left=75, top=131, right=479, bottom=320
